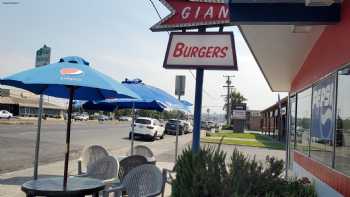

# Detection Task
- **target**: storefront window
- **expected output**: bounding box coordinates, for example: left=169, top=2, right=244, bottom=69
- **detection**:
left=335, top=67, right=350, bottom=176
left=288, top=96, right=297, bottom=169
left=310, top=74, right=336, bottom=166
left=296, top=88, right=312, bottom=155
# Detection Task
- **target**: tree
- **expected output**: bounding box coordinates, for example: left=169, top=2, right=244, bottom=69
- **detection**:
left=223, top=90, right=247, bottom=116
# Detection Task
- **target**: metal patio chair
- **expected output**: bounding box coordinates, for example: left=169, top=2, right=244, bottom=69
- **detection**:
left=118, top=155, right=148, bottom=181
left=132, top=145, right=156, bottom=164
left=103, top=164, right=164, bottom=197
left=161, top=168, right=176, bottom=197
left=77, top=145, right=109, bottom=175
left=78, top=155, right=119, bottom=186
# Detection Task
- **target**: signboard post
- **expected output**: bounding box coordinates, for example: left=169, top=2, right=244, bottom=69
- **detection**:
left=33, top=45, right=51, bottom=180
left=231, top=103, right=246, bottom=133
left=152, top=0, right=238, bottom=153
left=167, top=30, right=237, bottom=153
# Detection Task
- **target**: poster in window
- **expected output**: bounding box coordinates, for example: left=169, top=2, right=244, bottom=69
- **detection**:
left=311, top=74, right=336, bottom=140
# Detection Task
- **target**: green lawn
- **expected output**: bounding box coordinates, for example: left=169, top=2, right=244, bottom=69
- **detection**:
left=202, top=131, right=285, bottom=150
left=208, top=131, right=271, bottom=140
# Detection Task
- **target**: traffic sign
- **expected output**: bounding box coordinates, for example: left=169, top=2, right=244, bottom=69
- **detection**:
left=163, top=32, right=237, bottom=70
left=151, top=0, right=231, bottom=32
left=175, top=75, right=186, bottom=96
left=35, top=45, right=51, bottom=67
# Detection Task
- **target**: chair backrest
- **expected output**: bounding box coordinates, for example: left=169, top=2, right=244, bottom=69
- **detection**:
left=133, top=145, right=154, bottom=159
left=86, top=156, right=119, bottom=180
left=118, top=155, right=148, bottom=180
left=81, top=145, right=109, bottom=168
left=122, top=164, right=163, bottom=197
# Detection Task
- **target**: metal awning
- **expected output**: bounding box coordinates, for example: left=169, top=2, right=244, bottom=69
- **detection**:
left=239, top=25, right=325, bottom=92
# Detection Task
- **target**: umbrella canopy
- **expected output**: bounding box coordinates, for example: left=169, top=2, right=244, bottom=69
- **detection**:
left=0, top=56, right=139, bottom=189
left=81, top=78, right=190, bottom=112
left=83, top=99, right=166, bottom=112
left=0, top=56, right=138, bottom=100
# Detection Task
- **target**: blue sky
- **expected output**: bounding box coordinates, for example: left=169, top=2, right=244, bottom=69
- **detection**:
left=0, top=0, right=286, bottom=113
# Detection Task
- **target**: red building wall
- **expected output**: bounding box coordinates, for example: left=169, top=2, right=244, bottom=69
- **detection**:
left=291, top=1, right=350, bottom=92
left=290, top=2, right=350, bottom=196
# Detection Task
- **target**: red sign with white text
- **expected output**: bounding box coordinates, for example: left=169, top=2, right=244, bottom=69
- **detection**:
left=151, top=0, right=231, bottom=31
left=164, top=32, right=237, bottom=70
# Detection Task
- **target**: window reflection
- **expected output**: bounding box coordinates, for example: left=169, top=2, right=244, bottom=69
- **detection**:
left=310, top=74, right=336, bottom=167
left=288, top=96, right=296, bottom=169
left=336, top=67, right=350, bottom=176
left=296, top=88, right=312, bottom=155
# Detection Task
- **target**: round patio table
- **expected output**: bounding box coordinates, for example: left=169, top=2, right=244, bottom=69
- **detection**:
left=21, top=177, right=105, bottom=197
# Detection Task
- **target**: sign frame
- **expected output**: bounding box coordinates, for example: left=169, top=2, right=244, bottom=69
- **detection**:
left=163, top=32, right=237, bottom=70
left=150, top=0, right=231, bottom=32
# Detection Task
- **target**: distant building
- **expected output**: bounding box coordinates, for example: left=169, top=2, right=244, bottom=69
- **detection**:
left=261, top=97, right=288, bottom=143
left=246, top=110, right=261, bottom=131
left=0, top=88, right=65, bottom=118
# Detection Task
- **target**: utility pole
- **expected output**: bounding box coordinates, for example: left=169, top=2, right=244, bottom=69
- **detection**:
left=223, top=75, right=234, bottom=126
left=207, top=108, right=210, bottom=121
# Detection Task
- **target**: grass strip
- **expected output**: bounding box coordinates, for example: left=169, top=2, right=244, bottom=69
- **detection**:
left=201, top=137, right=285, bottom=150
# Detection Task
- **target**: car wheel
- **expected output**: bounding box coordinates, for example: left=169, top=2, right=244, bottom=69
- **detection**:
left=160, top=132, right=165, bottom=139
left=152, top=132, right=157, bottom=141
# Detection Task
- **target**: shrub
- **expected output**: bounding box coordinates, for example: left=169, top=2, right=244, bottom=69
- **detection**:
left=172, top=146, right=317, bottom=197
left=172, top=146, right=228, bottom=197
left=222, top=124, right=233, bottom=130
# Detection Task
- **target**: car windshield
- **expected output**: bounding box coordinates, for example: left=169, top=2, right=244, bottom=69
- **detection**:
left=168, top=120, right=180, bottom=124
left=135, top=119, right=151, bottom=125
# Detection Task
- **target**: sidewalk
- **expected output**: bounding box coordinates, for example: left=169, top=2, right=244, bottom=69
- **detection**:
left=0, top=159, right=174, bottom=197
left=0, top=135, right=192, bottom=197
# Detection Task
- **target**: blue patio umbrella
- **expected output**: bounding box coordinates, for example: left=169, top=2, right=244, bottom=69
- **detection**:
left=81, top=78, right=188, bottom=112
left=0, top=56, right=139, bottom=188
left=81, top=79, right=192, bottom=155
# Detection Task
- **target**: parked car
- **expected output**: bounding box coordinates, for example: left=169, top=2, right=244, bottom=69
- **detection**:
left=74, top=113, right=89, bottom=121
left=129, top=117, right=165, bottom=140
left=201, top=121, right=218, bottom=130
left=201, top=121, right=208, bottom=129
left=207, top=121, right=217, bottom=129
left=184, top=120, right=193, bottom=134
left=119, top=116, right=132, bottom=121
left=98, top=115, right=110, bottom=122
left=0, top=110, right=13, bottom=119
left=165, top=119, right=187, bottom=135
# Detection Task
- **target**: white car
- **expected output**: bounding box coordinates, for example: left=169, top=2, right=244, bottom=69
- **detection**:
left=129, top=117, right=165, bottom=141
left=119, top=116, right=132, bottom=121
left=0, top=110, right=13, bottom=119
left=74, top=113, right=89, bottom=121
left=184, top=120, right=193, bottom=133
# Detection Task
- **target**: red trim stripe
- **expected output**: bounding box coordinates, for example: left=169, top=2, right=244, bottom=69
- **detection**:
left=294, top=151, right=350, bottom=196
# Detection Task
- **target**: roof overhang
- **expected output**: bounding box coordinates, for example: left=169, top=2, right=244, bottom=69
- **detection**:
left=239, top=25, right=325, bottom=92
left=230, top=1, right=341, bottom=92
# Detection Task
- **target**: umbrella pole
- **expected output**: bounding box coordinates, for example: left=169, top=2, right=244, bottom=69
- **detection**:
left=130, top=103, right=135, bottom=155
left=175, top=95, right=181, bottom=163
left=63, top=87, right=75, bottom=189
left=33, top=94, right=43, bottom=180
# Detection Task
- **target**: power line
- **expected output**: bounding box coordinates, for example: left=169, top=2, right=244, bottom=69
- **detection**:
left=148, top=0, right=217, bottom=101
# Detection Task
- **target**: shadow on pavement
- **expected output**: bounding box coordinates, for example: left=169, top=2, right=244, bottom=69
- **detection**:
left=0, top=175, right=58, bottom=186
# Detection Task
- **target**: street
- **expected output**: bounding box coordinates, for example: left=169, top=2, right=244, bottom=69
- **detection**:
left=0, top=121, right=191, bottom=174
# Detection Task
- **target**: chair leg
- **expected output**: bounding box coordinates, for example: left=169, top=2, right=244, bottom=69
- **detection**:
left=78, top=160, right=82, bottom=175
left=113, top=191, right=122, bottom=197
